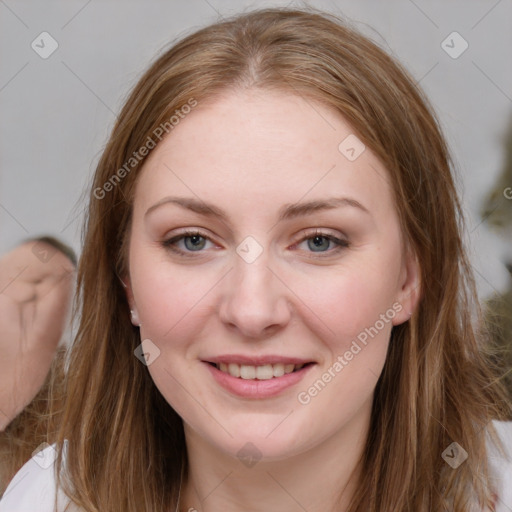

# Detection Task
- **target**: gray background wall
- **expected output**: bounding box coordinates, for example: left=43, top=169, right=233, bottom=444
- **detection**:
left=1, top=0, right=511, bottom=301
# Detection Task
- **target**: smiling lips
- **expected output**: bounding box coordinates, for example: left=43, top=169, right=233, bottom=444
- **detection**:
left=205, top=359, right=315, bottom=398
left=214, top=362, right=306, bottom=380
left=205, top=355, right=314, bottom=380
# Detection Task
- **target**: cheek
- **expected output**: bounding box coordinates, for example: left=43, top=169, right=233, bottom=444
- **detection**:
left=293, top=271, right=395, bottom=418
left=130, top=249, right=227, bottom=348
left=292, top=262, right=400, bottom=346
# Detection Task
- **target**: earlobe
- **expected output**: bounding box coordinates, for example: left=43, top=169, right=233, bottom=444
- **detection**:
left=392, top=248, right=421, bottom=326
left=130, top=309, right=141, bottom=326
left=122, top=275, right=141, bottom=327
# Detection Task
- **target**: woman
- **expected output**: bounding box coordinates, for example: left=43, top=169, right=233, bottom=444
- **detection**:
left=1, top=7, right=511, bottom=512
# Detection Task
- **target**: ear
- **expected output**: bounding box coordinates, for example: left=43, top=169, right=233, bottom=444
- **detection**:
left=391, top=246, right=421, bottom=326
left=121, top=275, right=140, bottom=327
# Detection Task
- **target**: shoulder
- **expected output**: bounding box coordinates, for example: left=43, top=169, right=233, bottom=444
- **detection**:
left=0, top=441, right=78, bottom=512
left=488, top=420, right=512, bottom=512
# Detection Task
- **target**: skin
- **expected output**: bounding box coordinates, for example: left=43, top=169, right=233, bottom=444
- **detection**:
left=125, top=89, right=420, bottom=512
left=0, top=241, right=75, bottom=431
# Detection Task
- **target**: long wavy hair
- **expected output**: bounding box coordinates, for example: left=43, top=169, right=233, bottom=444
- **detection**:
left=49, top=7, right=511, bottom=511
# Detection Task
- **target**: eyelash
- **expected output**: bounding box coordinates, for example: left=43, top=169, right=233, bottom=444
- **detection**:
left=162, top=229, right=349, bottom=258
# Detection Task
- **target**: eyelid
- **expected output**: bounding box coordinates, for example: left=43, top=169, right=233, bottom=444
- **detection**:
left=162, top=228, right=349, bottom=257
left=291, top=229, right=349, bottom=257
left=295, top=228, right=348, bottom=243
left=162, top=229, right=217, bottom=256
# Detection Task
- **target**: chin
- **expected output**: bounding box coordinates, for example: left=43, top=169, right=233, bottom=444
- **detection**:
left=208, top=416, right=316, bottom=463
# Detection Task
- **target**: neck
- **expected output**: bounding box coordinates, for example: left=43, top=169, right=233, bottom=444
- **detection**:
left=179, top=401, right=371, bottom=512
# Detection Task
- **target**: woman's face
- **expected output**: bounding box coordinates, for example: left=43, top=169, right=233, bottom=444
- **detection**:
left=126, top=89, right=419, bottom=461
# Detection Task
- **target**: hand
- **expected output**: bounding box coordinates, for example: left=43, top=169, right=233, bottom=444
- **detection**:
left=0, top=238, right=75, bottom=431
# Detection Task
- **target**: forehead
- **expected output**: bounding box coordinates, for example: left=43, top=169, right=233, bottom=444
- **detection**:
left=134, top=89, right=394, bottom=220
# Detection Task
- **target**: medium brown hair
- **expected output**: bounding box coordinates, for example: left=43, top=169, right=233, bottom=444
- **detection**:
left=0, top=346, right=66, bottom=498
left=52, top=7, right=511, bottom=511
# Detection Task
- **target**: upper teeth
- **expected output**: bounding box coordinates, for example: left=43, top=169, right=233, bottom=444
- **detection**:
left=217, top=363, right=305, bottom=380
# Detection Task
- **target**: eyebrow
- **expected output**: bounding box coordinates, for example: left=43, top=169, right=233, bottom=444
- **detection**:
left=144, top=195, right=370, bottom=222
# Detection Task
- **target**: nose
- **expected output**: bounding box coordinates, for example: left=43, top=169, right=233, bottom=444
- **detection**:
left=218, top=253, right=292, bottom=339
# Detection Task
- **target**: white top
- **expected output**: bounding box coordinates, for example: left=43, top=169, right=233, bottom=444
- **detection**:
left=2, top=421, right=512, bottom=511
left=0, top=440, right=80, bottom=512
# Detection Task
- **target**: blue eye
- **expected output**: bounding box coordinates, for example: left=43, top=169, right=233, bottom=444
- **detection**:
left=162, top=230, right=349, bottom=257
left=307, top=235, right=334, bottom=252
left=163, top=231, right=213, bottom=254
left=182, top=234, right=207, bottom=251
left=297, top=233, right=349, bottom=254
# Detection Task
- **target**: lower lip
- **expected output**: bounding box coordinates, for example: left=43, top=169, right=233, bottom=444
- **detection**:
left=203, top=362, right=315, bottom=399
